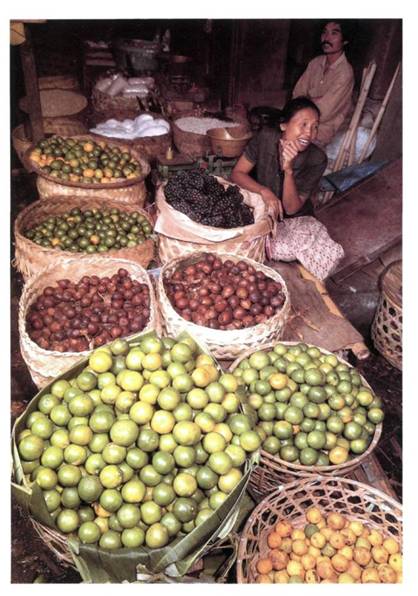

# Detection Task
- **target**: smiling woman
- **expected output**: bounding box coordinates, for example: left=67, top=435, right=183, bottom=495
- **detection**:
left=230, top=96, right=327, bottom=220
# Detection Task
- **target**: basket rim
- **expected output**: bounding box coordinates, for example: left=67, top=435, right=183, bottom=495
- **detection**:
left=18, top=256, right=156, bottom=361
left=158, top=251, right=291, bottom=342
left=229, top=340, right=383, bottom=473
left=14, top=198, right=154, bottom=261
left=236, top=474, right=402, bottom=583
left=23, top=134, right=150, bottom=189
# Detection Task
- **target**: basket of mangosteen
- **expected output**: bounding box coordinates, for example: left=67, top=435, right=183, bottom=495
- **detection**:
left=18, top=256, right=159, bottom=388
left=157, top=251, right=291, bottom=360
left=154, top=170, right=273, bottom=264
left=229, top=341, right=384, bottom=501
left=25, top=134, right=150, bottom=206
left=13, top=195, right=155, bottom=281
left=236, top=475, right=402, bottom=584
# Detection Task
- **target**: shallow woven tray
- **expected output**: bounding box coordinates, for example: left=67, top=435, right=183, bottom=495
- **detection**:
left=19, top=256, right=159, bottom=388
left=229, top=341, right=383, bottom=500
left=371, top=260, right=402, bottom=370
left=237, top=475, right=402, bottom=583
left=19, top=89, right=88, bottom=118
left=157, top=252, right=290, bottom=360
left=24, top=134, right=150, bottom=191
left=13, top=196, right=155, bottom=282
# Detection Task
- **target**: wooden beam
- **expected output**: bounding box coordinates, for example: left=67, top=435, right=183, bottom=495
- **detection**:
left=19, top=25, right=44, bottom=143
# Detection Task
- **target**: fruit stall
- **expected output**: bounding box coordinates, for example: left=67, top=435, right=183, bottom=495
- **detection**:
left=10, top=19, right=402, bottom=585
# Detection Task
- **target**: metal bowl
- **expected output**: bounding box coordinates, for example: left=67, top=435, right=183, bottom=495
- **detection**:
left=206, top=125, right=252, bottom=158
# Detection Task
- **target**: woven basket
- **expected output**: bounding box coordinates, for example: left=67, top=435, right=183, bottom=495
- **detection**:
left=236, top=475, right=402, bottom=583
left=92, top=86, right=141, bottom=122
left=38, top=75, right=79, bottom=91
left=157, top=252, right=290, bottom=360
left=371, top=260, right=402, bottom=370
left=12, top=124, right=32, bottom=166
left=18, top=256, right=159, bottom=388
left=158, top=231, right=267, bottom=265
left=30, top=518, right=74, bottom=567
left=25, top=134, right=150, bottom=206
left=90, top=114, right=172, bottom=162
left=172, top=118, right=212, bottom=158
left=19, top=89, right=88, bottom=118
left=42, top=116, right=88, bottom=137
left=13, top=196, right=155, bottom=281
left=229, top=342, right=383, bottom=500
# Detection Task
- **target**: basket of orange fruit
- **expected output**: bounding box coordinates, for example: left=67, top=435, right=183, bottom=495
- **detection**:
left=25, top=135, right=150, bottom=206
left=230, top=341, right=383, bottom=500
left=237, top=475, right=402, bottom=584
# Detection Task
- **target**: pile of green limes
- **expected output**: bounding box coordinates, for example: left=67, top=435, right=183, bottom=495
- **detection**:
left=232, top=343, right=384, bottom=467
left=24, top=207, right=153, bottom=253
left=16, top=335, right=261, bottom=550
left=29, top=136, right=142, bottom=184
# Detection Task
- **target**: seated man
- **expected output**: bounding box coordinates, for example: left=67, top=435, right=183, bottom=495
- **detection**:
left=292, top=20, right=355, bottom=146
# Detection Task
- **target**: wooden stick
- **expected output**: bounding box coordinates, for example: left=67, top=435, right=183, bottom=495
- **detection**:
left=347, top=66, right=368, bottom=165
left=322, top=61, right=376, bottom=203
left=358, top=62, right=400, bottom=163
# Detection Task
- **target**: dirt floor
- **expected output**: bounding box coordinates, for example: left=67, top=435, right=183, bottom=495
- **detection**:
left=10, top=169, right=402, bottom=584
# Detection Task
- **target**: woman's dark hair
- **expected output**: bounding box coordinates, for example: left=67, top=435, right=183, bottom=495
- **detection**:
left=280, top=96, right=321, bottom=123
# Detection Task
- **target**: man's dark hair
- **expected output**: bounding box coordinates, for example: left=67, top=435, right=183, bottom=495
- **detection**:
left=280, top=96, right=321, bottom=123
left=320, top=19, right=357, bottom=45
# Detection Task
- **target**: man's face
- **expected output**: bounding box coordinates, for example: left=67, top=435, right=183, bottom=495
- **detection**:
left=320, top=22, right=346, bottom=56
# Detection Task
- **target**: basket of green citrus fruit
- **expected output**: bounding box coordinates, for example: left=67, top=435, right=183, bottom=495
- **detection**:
left=14, top=196, right=155, bottom=281
left=11, top=331, right=260, bottom=582
left=25, top=135, right=150, bottom=205
left=230, top=342, right=383, bottom=501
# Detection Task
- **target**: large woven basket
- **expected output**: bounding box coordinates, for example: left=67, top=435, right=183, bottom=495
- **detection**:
left=91, top=85, right=142, bottom=122
left=371, top=260, right=402, bottom=370
left=90, top=114, right=172, bottom=162
left=18, top=256, right=159, bottom=388
left=13, top=196, right=155, bottom=281
left=236, top=475, right=402, bottom=583
left=25, top=134, right=150, bottom=206
left=229, top=342, right=383, bottom=500
left=157, top=252, right=290, bottom=360
left=171, top=117, right=212, bottom=158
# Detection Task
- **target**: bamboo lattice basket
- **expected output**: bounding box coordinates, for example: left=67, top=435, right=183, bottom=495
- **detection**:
left=371, top=260, right=402, bottom=370
left=13, top=196, right=155, bottom=281
left=18, top=256, right=159, bottom=388
left=230, top=342, right=383, bottom=501
left=25, top=134, right=150, bottom=206
left=157, top=252, right=290, bottom=360
left=236, top=475, right=402, bottom=583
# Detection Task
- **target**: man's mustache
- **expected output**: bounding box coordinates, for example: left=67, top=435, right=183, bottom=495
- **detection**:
left=322, top=42, right=332, bottom=47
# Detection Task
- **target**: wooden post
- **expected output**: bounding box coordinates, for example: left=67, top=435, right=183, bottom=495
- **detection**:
left=19, top=24, right=44, bottom=143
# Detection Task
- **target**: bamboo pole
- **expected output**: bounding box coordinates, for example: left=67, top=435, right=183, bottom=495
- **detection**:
left=322, top=61, right=376, bottom=204
left=358, top=62, right=400, bottom=164
left=347, top=67, right=367, bottom=166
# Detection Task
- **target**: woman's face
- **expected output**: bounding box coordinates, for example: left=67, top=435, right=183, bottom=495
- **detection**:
left=280, top=108, right=319, bottom=151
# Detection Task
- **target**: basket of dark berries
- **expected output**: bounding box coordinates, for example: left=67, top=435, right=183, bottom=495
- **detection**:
left=155, top=170, right=272, bottom=264
left=18, top=257, right=159, bottom=388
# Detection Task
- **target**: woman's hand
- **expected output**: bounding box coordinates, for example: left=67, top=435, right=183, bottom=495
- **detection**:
left=280, top=139, right=299, bottom=172
left=259, top=187, right=283, bottom=221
